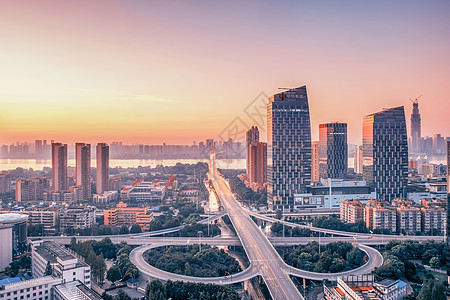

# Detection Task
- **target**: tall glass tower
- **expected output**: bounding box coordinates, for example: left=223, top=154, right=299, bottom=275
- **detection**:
left=363, top=106, right=408, bottom=202
left=410, top=100, right=421, bottom=153
left=267, top=86, right=312, bottom=211
left=319, top=123, right=348, bottom=179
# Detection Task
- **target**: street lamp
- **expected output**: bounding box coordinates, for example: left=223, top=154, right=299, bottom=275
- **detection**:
left=198, top=231, right=203, bottom=252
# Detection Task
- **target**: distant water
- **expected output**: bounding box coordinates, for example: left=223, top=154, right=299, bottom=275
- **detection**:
left=0, top=158, right=245, bottom=171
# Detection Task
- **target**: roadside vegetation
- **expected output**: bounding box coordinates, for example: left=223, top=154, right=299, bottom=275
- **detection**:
left=144, top=245, right=241, bottom=277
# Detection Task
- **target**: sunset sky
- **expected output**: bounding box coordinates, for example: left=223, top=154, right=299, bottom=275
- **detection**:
left=0, top=0, right=449, bottom=145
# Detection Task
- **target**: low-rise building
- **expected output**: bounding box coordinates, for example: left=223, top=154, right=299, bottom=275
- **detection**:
left=108, top=177, right=122, bottom=192
left=324, top=275, right=406, bottom=300
left=294, top=179, right=375, bottom=210
left=92, top=191, right=118, bottom=205
left=31, top=239, right=91, bottom=287
left=421, top=207, right=446, bottom=235
left=104, top=202, right=153, bottom=231
left=120, top=180, right=165, bottom=203
left=53, top=280, right=102, bottom=300
left=365, top=200, right=397, bottom=232
left=0, top=275, right=62, bottom=300
left=59, top=206, right=95, bottom=232
left=340, top=199, right=365, bottom=224
left=396, top=206, right=422, bottom=235
left=26, top=209, right=60, bottom=235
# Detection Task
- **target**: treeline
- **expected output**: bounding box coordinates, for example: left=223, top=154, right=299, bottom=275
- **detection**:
left=375, top=239, right=446, bottom=281
left=286, top=215, right=369, bottom=234
left=145, top=279, right=240, bottom=300
left=281, top=241, right=365, bottom=273
left=219, top=169, right=267, bottom=206
left=144, top=245, right=241, bottom=277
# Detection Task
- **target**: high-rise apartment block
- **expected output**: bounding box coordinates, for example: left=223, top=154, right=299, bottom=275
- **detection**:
left=410, top=99, right=421, bottom=153
left=365, top=200, right=397, bottom=233
left=396, top=206, right=421, bottom=235
left=311, top=141, right=320, bottom=182
left=52, top=143, right=68, bottom=192
left=267, top=86, right=312, bottom=211
left=0, top=173, right=11, bottom=194
left=248, top=142, right=267, bottom=190
left=15, top=177, right=50, bottom=202
left=96, top=143, right=109, bottom=194
left=75, top=143, right=91, bottom=200
left=246, top=126, right=259, bottom=175
left=340, top=200, right=365, bottom=224
left=363, top=106, right=408, bottom=202
left=354, top=145, right=363, bottom=174
left=319, top=123, right=347, bottom=179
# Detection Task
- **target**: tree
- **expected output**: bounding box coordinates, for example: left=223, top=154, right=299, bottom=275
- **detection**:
left=119, top=225, right=129, bottom=235
left=115, top=290, right=132, bottom=300
left=429, top=257, right=440, bottom=269
left=45, top=261, right=52, bottom=276
left=275, top=210, right=282, bottom=220
left=106, top=265, right=121, bottom=283
left=130, top=223, right=142, bottom=234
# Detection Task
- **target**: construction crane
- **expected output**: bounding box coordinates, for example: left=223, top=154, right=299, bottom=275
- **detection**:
left=409, top=94, right=422, bottom=104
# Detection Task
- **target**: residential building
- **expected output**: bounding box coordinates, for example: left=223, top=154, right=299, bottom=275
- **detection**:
left=365, top=200, right=397, bottom=232
left=59, top=206, right=95, bottom=232
left=53, top=280, right=102, bottom=300
left=248, top=142, right=267, bottom=190
left=92, top=191, right=117, bottom=205
left=340, top=200, right=365, bottom=224
left=0, top=173, right=11, bottom=194
left=96, top=143, right=109, bottom=194
left=0, top=276, right=62, bottom=300
left=267, top=85, right=312, bottom=211
left=396, top=206, right=421, bottom=235
left=319, top=122, right=347, bottom=179
left=26, top=209, right=60, bottom=235
left=104, top=202, right=153, bottom=231
left=75, top=143, right=91, bottom=200
left=0, top=213, right=28, bottom=271
left=311, top=141, right=320, bottom=182
left=362, top=106, right=408, bottom=202
left=52, top=143, right=68, bottom=192
left=324, top=275, right=406, bottom=300
left=15, top=177, right=50, bottom=202
left=31, top=239, right=91, bottom=287
left=246, top=126, right=259, bottom=176
left=108, top=177, right=122, bottom=192
left=421, top=206, right=446, bottom=235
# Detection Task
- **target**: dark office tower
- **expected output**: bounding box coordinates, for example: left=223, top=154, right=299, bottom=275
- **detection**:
left=76, top=143, right=91, bottom=200
left=410, top=99, right=421, bottom=153
left=319, top=123, right=348, bottom=179
left=51, top=143, right=68, bottom=192
left=246, top=126, right=259, bottom=175
left=96, top=143, right=109, bottom=194
left=362, top=106, right=408, bottom=202
left=248, top=142, right=267, bottom=188
left=267, top=85, right=312, bottom=211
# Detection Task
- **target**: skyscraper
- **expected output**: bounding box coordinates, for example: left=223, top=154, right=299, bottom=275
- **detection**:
left=354, top=145, right=363, bottom=174
left=410, top=99, right=421, bottom=153
left=362, top=106, right=408, bottom=202
left=96, top=143, right=109, bottom=194
left=76, top=143, right=91, bottom=200
left=51, top=143, right=67, bottom=192
left=311, top=141, right=320, bottom=182
left=248, top=142, right=267, bottom=189
left=446, top=141, right=450, bottom=283
left=267, top=85, right=312, bottom=211
left=246, top=126, right=259, bottom=176
left=319, top=123, right=348, bottom=179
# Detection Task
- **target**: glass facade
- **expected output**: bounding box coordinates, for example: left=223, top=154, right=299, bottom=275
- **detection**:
left=319, top=122, right=348, bottom=179
left=267, top=86, right=312, bottom=211
left=362, top=106, right=408, bottom=201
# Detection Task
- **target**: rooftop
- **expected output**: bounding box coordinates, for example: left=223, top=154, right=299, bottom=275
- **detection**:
left=54, top=280, right=102, bottom=300
left=0, top=213, right=28, bottom=224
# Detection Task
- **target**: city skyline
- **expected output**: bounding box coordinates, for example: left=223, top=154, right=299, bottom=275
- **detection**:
left=1, top=1, right=449, bottom=145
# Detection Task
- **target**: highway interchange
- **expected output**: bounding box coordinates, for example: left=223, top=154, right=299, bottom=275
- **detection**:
left=34, top=154, right=445, bottom=299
